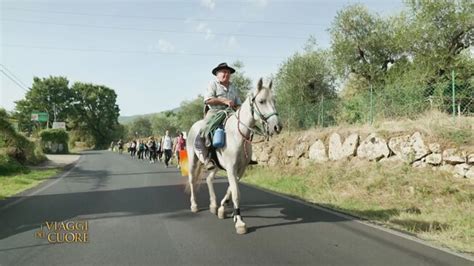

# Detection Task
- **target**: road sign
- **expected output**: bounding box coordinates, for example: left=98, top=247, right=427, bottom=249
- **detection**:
left=52, top=122, right=66, bottom=129
left=31, top=112, right=49, bottom=122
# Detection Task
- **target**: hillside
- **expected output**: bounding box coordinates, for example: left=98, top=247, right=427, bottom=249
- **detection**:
left=119, top=107, right=181, bottom=124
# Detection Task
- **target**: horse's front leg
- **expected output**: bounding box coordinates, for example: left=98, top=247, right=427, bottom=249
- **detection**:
left=218, top=186, right=231, bottom=219
left=206, top=169, right=218, bottom=214
left=228, top=171, right=246, bottom=234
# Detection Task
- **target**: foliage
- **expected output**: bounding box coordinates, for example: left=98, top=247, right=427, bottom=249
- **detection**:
left=14, top=76, right=72, bottom=133
left=130, top=117, right=153, bottom=138
left=330, top=4, right=401, bottom=84
left=175, top=96, right=205, bottom=132
left=0, top=108, right=46, bottom=169
left=0, top=153, right=27, bottom=176
left=69, top=82, right=120, bottom=148
left=39, top=129, right=69, bottom=154
left=230, top=60, right=253, bottom=100
left=150, top=112, right=179, bottom=137
left=329, top=0, right=473, bottom=124
left=274, top=40, right=337, bottom=129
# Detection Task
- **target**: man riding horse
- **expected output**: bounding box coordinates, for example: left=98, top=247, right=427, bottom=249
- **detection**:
left=195, top=62, right=242, bottom=171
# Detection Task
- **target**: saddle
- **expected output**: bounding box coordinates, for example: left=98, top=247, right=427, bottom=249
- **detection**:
left=202, top=105, right=257, bottom=169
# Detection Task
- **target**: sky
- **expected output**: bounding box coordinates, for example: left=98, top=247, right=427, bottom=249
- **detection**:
left=0, top=0, right=404, bottom=116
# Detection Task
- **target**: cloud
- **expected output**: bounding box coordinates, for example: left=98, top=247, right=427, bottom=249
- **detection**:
left=200, top=0, right=216, bottom=10
left=195, top=22, right=215, bottom=40
left=157, top=39, right=175, bottom=53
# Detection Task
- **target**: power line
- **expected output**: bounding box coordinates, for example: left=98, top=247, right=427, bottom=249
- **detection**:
left=1, top=18, right=310, bottom=40
left=2, top=43, right=286, bottom=59
left=0, top=69, right=29, bottom=92
left=3, top=7, right=327, bottom=27
left=0, top=64, right=29, bottom=89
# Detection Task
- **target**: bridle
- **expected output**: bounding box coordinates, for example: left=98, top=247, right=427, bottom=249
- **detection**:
left=236, top=90, right=278, bottom=158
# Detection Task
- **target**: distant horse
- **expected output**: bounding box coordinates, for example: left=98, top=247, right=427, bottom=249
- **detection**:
left=186, top=78, right=282, bottom=234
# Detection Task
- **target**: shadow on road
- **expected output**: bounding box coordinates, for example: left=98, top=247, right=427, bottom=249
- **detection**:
left=0, top=183, right=191, bottom=241
left=0, top=177, right=353, bottom=241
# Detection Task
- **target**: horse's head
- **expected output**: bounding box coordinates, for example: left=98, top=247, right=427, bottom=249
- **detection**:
left=251, top=78, right=282, bottom=136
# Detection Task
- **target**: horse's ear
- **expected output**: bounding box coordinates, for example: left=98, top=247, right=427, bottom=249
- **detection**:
left=257, top=78, right=263, bottom=92
left=269, top=79, right=273, bottom=90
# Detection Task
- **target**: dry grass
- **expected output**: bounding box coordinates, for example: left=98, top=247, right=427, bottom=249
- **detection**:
left=243, top=161, right=473, bottom=254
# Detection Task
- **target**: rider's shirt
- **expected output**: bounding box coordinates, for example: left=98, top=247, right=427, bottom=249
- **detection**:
left=204, top=79, right=242, bottom=110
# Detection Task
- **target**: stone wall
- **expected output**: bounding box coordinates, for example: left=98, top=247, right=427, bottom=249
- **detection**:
left=252, top=131, right=474, bottom=179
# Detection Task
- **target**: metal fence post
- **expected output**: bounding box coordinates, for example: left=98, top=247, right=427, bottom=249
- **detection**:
left=452, top=69, right=455, bottom=121
left=320, top=95, right=324, bottom=127
left=370, top=84, right=374, bottom=125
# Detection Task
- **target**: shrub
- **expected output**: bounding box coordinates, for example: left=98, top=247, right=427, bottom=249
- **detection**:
left=0, top=153, right=28, bottom=176
left=39, top=129, right=69, bottom=154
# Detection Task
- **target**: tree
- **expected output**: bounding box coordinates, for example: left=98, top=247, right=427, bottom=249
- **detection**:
left=330, top=5, right=402, bottom=85
left=150, top=113, right=179, bottom=137
left=405, top=0, right=473, bottom=77
left=130, top=117, right=152, bottom=138
left=230, top=60, right=253, bottom=100
left=14, top=76, right=72, bottom=132
left=275, top=41, right=337, bottom=129
left=175, top=95, right=205, bottom=132
left=69, top=82, right=120, bottom=148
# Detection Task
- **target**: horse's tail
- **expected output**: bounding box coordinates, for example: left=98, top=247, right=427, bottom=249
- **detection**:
left=184, top=128, right=204, bottom=194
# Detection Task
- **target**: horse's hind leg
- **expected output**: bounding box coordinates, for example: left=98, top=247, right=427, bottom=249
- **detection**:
left=206, top=169, right=218, bottom=214
left=188, top=153, right=201, bottom=213
left=218, top=186, right=231, bottom=219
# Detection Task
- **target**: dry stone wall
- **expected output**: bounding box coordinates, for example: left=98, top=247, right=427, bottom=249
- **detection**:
left=253, top=131, right=474, bottom=179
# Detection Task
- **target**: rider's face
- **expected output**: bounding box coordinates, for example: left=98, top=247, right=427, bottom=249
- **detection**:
left=216, top=69, right=231, bottom=83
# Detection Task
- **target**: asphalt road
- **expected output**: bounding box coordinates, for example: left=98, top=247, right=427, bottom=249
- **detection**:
left=0, top=150, right=472, bottom=266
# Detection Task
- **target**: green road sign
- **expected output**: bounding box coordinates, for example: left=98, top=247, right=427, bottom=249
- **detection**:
left=31, top=112, right=49, bottom=122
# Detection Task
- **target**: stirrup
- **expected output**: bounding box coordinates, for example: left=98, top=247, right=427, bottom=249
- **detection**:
left=204, top=159, right=216, bottom=170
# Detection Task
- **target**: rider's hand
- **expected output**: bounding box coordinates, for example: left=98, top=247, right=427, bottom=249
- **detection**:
left=226, top=100, right=236, bottom=108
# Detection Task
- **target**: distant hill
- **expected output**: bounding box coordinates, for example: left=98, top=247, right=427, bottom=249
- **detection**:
left=118, top=107, right=181, bottom=124
left=118, top=113, right=156, bottom=124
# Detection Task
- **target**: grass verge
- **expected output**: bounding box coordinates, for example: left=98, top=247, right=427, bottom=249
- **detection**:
left=0, top=168, right=60, bottom=200
left=242, top=160, right=474, bottom=254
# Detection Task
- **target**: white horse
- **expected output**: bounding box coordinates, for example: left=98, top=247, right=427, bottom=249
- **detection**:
left=186, top=78, right=282, bottom=234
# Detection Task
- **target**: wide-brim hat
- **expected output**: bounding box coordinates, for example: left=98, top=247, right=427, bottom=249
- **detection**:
left=212, top=62, right=235, bottom=75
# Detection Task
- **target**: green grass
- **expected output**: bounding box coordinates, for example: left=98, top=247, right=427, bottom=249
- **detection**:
left=0, top=168, right=60, bottom=199
left=242, top=161, right=474, bottom=254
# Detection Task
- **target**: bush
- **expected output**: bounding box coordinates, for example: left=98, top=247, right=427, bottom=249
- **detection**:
left=0, top=153, right=28, bottom=176
left=39, top=129, right=69, bottom=154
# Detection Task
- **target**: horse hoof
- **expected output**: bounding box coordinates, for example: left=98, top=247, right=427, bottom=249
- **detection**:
left=209, top=205, right=217, bottom=214
left=191, top=205, right=198, bottom=213
left=235, top=220, right=247, bottom=234
left=236, top=225, right=247, bottom=235
left=217, top=206, right=226, bottom=219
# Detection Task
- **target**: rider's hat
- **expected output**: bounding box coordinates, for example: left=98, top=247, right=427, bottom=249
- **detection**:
left=212, top=63, right=235, bottom=76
